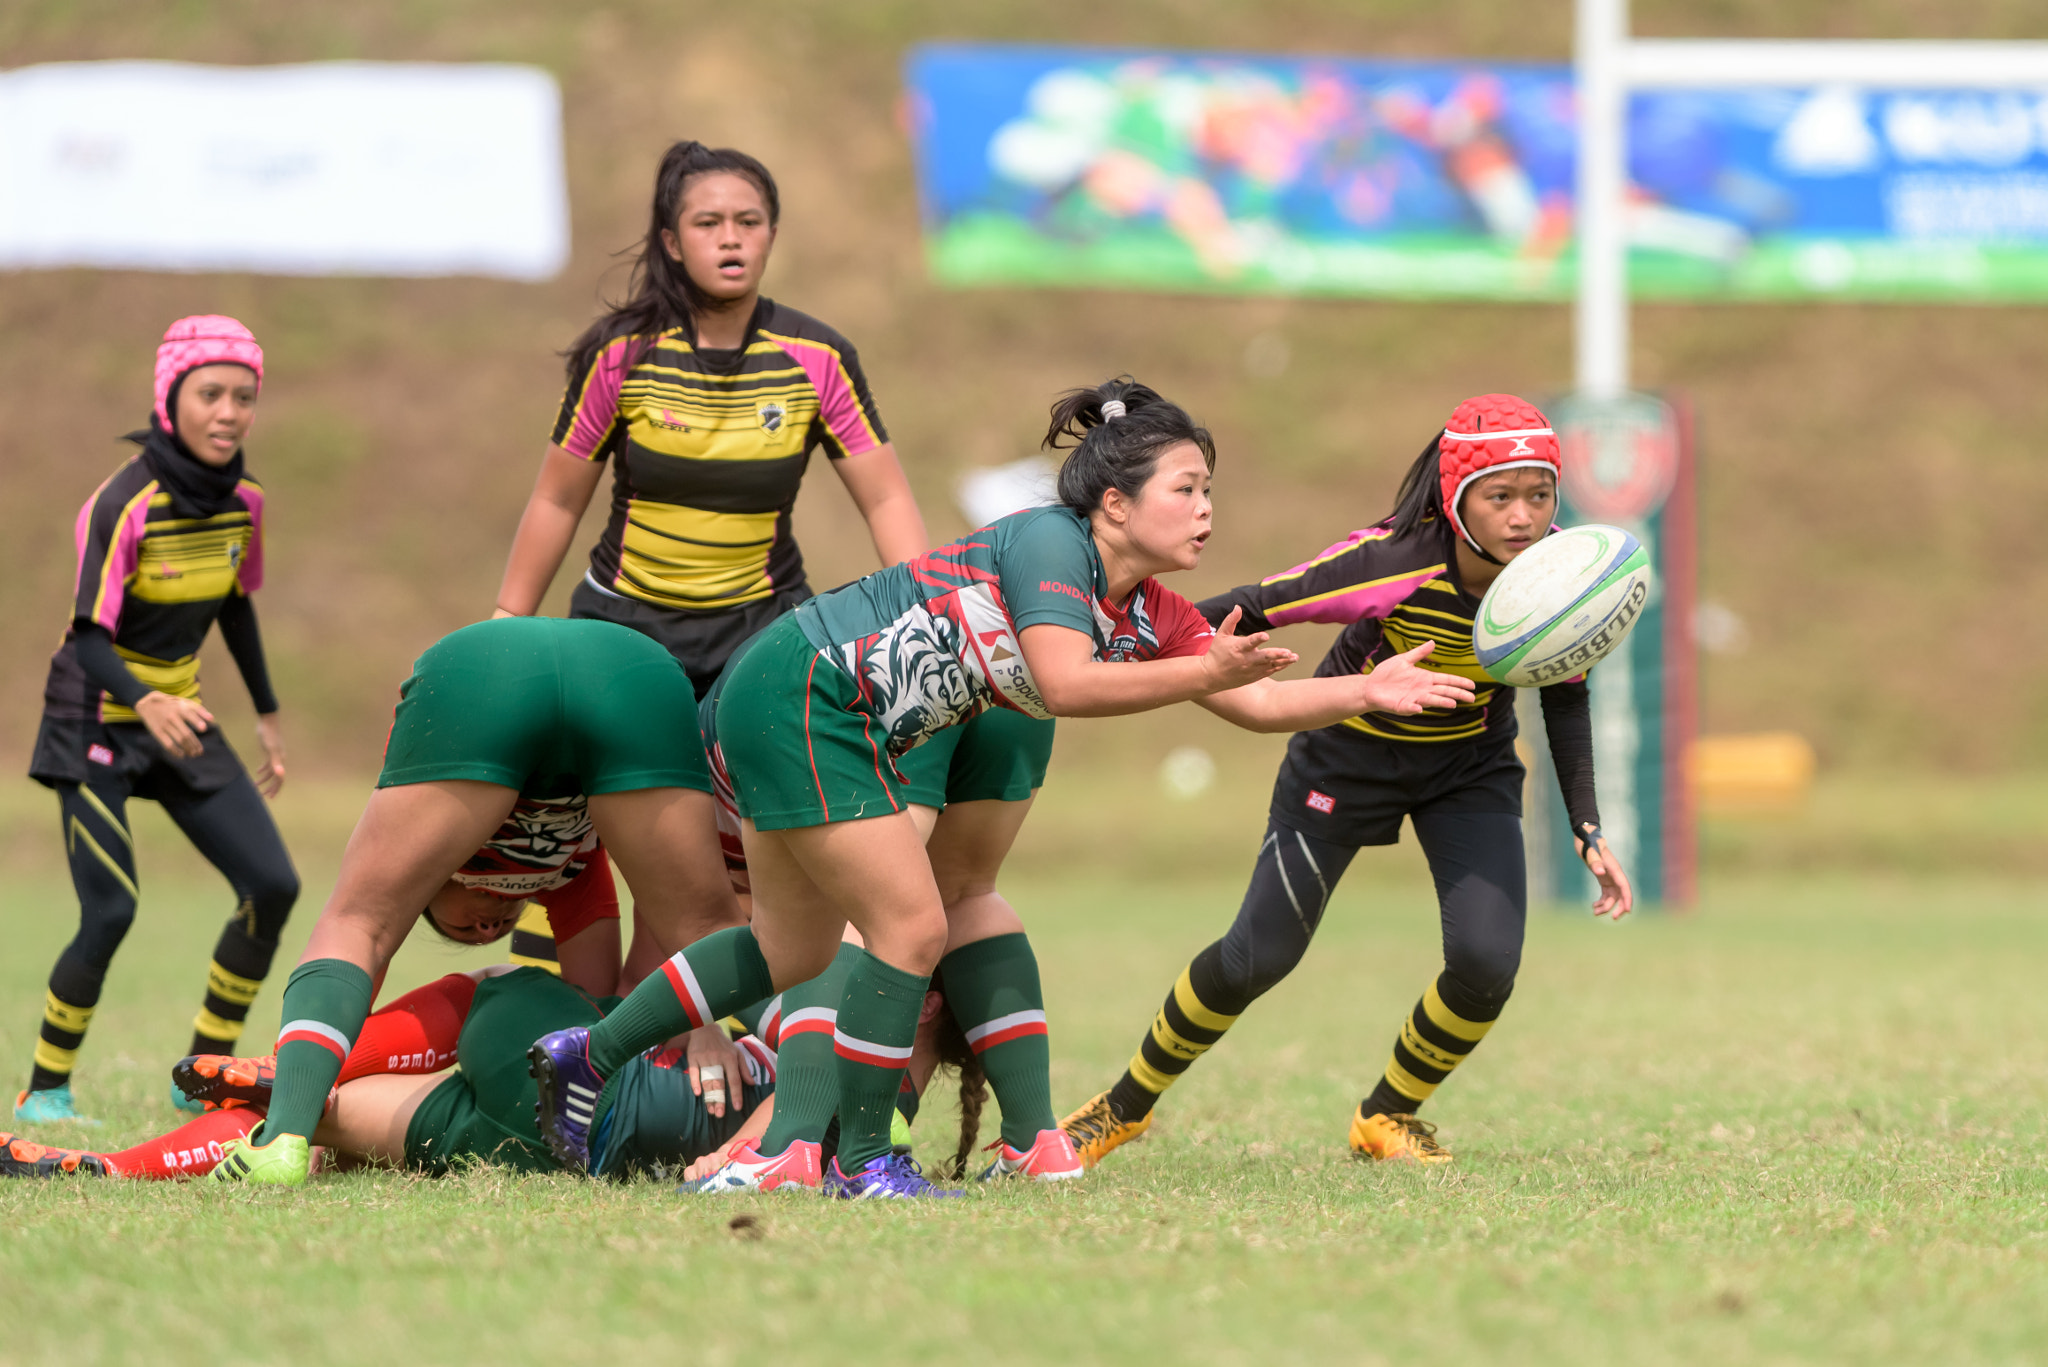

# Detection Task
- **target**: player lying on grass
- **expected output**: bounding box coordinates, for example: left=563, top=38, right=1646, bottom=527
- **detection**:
left=529, top=376, right=1476, bottom=1199
left=207, top=615, right=745, bottom=1186
left=0, top=966, right=774, bottom=1182
left=1061, top=394, right=1633, bottom=1171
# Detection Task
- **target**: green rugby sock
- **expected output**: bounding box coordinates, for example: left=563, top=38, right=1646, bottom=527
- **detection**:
left=758, top=944, right=860, bottom=1155
left=258, top=959, right=374, bottom=1143
left=588, top=926, right=772, bottom=1076
left=939, top=932, right=1053, bottom=1147
left=831, top=951, right=928, bottom=1171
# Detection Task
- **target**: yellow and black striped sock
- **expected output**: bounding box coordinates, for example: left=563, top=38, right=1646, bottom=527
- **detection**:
left=30, top=990, right=96, bottom=1093
left=506, top=903, right=560, bottom=974
left=1104, top=943, right=1246, bottom=1122
left=1362, top=972, right=1505, bottom=1118
left=187, top=903, right=280, bottom=1058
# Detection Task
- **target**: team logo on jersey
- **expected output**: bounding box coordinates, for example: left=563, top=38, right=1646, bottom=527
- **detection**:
left=227, top=543, right=244, bottom=569
left=758, top=402, right=786, bottom=433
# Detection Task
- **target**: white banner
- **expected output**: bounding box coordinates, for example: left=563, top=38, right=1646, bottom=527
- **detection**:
left=0, top=61, right=569, bottom=280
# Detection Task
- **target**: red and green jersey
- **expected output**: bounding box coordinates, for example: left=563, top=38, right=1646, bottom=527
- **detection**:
left=452, top=788, right=618, bottom=943
left=552, top=298, right=887, bottom=615
left=794, top=505, right=1213, bottom=754
left=42, top=454, right=265, bottom=724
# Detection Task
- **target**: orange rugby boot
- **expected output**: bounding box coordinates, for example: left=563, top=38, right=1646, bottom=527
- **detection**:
left=171, top=1054, right=276, bottom=1112
left=1348, top=1108, right=1453, bottom=1165
left=0, top=1131, right=114, bottom=1178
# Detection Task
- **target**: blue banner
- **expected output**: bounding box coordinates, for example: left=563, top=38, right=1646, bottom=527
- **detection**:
left=905, top=43, right=2048, bottom=299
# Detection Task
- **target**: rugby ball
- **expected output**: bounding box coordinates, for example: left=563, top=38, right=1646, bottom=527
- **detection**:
left=1473, top=524, right=1653, bottom=687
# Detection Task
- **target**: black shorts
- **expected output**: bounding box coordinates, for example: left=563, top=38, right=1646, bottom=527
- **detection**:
left=570, top=574, right=812, bottom=702
left=1268, top=723, right=1524, bottom=848
left=27, top=711, right=247, bottom=797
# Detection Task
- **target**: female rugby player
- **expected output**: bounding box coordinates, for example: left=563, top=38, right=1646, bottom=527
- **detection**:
left=204, top=615, right=744, bottom=1185
left=0, top=965, right=774, bottom=1182
left=493, top=140, right=926, bottom=697
left=18, top=316, right=299, bottom=1123
left=531, top=378, right=1475, bottom=1199
left=1062, top=393, right=1633, bottom=1169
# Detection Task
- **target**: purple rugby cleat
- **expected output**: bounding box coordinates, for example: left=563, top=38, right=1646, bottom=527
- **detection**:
left=822, top=1151, right=966, bottom=1200
left=527, top=1027, right=605, bottom=1172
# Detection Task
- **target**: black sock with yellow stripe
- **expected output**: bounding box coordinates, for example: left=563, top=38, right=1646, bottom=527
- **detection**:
left=187, top=908, right=279, bottom=1057
left=30, top=971, right=99, bottom=1095
left=1361, top=971, right=1507, bottom=1118
left=1104, top=941, right=1246, bottom=1123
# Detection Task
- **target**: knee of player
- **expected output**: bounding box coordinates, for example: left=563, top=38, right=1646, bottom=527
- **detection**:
left=1439, top=954, right=1519, bottom=1013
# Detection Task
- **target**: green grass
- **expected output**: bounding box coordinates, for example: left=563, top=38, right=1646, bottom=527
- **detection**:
left=2, top=777, right=2046, bottom=1365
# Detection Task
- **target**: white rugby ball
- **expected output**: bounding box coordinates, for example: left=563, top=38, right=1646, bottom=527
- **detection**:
left=1473, top=524, right=1654, bottom=687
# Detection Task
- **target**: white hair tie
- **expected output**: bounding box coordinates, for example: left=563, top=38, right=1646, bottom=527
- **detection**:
left=1100, top=399, right=1127, bottom=420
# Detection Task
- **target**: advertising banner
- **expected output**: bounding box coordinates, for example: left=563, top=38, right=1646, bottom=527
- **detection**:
left=0, top=62, right=569, bottom=280
left=907, top=43, right=2048, bottom=300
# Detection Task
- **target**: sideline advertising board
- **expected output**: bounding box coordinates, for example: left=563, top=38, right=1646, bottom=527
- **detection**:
left=907, top=43, right=2048, bottom=300
left=0, top=62, right=569, bottom=280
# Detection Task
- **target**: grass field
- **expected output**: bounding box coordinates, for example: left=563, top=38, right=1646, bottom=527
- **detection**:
left=2, top=769, right=2044, bottom=1366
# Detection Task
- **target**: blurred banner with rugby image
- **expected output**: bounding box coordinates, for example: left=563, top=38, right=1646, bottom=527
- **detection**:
left=905, top=43, right=2048, bottom=301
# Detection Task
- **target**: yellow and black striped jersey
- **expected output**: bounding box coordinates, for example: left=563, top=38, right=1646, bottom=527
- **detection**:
left=1200, top=519, right=1538, bottom=743
left=41, top=453, right=266, bottom=724
left=552, top=298, right=888, bottom=615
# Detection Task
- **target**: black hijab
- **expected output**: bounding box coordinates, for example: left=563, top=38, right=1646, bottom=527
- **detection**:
left=124, top=372, right=249, bottom=519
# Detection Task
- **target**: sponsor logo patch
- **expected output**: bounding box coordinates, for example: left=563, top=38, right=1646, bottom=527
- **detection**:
left=1305, top=790, right=1335, bottom=814
left=88, top=744, right=115, bottom=766
left=1038, top=579, right=1089, bottom=602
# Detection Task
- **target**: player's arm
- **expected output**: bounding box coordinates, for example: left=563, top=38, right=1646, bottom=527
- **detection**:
left=496, top=444, right=604, bottom=617
left=537, top=849, right=623, bottom=997
left=1199, top=526, right=1416, bottom=632
left=831, top=442, right=927, bottom=567
left=1197, top=642, right=1474, bottom=732
left=1539, top=679, right=1634, bottom=920
left=1020, top=609, right=1295, bottom=717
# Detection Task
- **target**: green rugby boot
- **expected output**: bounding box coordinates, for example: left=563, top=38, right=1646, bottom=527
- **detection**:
left=208, top=1132, right=310, bottom=1187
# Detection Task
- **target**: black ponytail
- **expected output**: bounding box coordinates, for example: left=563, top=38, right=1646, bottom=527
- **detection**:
left=1384, top=429, right=1450, bottom=542
left=1044, top=376, right=1215, bottom=514
left=563, top=141, right=781, bottom=380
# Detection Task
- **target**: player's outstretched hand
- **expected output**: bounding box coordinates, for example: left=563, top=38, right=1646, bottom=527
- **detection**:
left=253, top=711, right=287, bottom=799
left=682, top=1022, right=746, bottom=1118
left=1579, top=826, right=1635, bottom=920
left=1357, top=642, right=1477, bottom=715
left=1200, top=607, right=1298, bottom=692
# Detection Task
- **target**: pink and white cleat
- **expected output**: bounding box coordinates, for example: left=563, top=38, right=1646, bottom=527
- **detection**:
left=977, top=1127, right=1084, bottom=1182
left=682, top=1138, right=822, bottom=1194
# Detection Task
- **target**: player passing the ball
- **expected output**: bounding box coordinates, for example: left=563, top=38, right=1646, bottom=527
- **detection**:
left=528, top=378, right=1474, bottom=1198
left=1062, top=393, right=1633, bottom=1169
left=18, top=317, right=299, bottom=1124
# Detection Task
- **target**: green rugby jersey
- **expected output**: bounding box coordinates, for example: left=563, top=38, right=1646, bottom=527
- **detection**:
left=793, top=505, right=1212, bottom=754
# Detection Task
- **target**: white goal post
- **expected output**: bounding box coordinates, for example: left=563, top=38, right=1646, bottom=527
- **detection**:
left=1573, top=0, right=2048, bottom=394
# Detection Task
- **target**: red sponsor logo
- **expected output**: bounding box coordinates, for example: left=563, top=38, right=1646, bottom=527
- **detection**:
left=1305, top=790, right=1335, bottom=814
left=1038, top=579, right=1089, bottom=602
left=88, top=744, right=115, bottom=766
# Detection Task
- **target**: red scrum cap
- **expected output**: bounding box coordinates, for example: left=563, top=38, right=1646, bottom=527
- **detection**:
left=1438, top=393, right=1560, bottom=556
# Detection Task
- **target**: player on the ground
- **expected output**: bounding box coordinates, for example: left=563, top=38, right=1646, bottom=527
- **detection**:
left=18, top=316, right=299, bottom=1124
left=1061, top=394, right=1634, bottom=1169
left=529, top=377, right=1475, bottom=1199
left=0, top=966, right=774, bottom=1182
left=204, top=615, right=743, bottom=1186
left=493, top=140, right=926, bottom=698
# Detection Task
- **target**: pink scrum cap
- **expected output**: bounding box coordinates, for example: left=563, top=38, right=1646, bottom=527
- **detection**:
left=154, top=315, right=264, bottom=431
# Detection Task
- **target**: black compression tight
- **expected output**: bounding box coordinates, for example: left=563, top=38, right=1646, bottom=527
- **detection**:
left=1106, top=811, right=1526, bottom=1122
left=31, top=775, right=299, bottom=1093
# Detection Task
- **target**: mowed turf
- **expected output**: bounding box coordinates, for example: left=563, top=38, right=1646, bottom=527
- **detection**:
left=0, top=783, right=2045, bottom=1366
